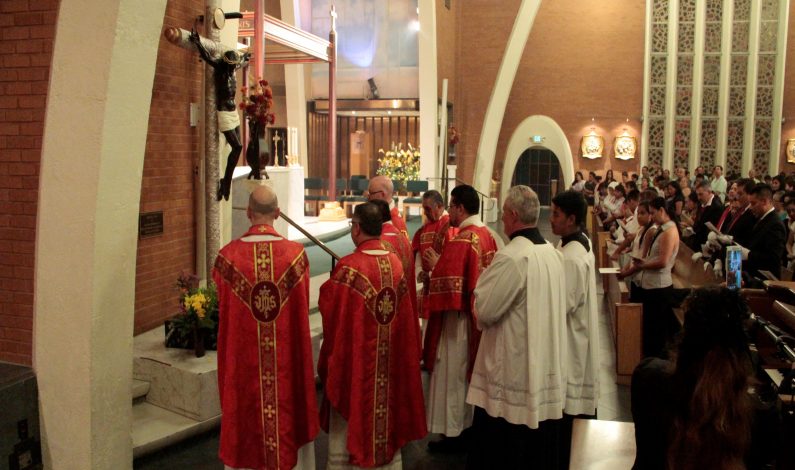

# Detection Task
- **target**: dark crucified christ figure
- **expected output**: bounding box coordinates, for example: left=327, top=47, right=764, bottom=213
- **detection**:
left=190, top=30, right=250, bottom=201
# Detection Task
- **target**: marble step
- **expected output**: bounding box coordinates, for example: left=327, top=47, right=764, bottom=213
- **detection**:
left=132, top=402, right=220, bottom=458
left=132, top=379, right=150, bottom=404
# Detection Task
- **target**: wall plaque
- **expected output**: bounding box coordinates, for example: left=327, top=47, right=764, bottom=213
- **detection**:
left=139, top=211, right=164, bottom=238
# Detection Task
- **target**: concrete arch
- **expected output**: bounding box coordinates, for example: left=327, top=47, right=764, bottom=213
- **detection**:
left=500, top=115, right=574, bottom=206
left=34, top=0, right=166, bottom=467
left=473, top=0, right=542, bottom=194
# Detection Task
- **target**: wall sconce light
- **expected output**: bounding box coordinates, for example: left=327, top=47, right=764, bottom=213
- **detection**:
left=787, top=138, right=795, bottom=164
left=581, top=120, right=604, bottom=159
left=614, top=129, right=637, bottom=160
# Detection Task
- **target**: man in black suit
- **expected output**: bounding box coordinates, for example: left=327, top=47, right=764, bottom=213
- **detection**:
left=739, top=184, right=785, bottom=280
left=688, top=180, right=724, bottom=251
left=725, top=178, right=757, bottom=246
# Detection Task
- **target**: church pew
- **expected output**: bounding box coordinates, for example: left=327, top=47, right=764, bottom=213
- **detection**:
left=671, top=242, right=722, bottom=289
left=597, top=236, right=720, bottom=386
left=604, top=259, right=643, bottom=386
left=596, top=231, right=611, bottom=270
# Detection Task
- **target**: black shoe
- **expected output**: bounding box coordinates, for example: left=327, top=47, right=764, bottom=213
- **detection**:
left=427, top=435, right=467, bottom=454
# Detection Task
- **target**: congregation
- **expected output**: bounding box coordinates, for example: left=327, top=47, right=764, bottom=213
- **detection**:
left=210, top=170, right=781, bottom=470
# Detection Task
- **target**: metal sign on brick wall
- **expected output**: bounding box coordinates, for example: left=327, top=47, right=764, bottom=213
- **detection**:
left=138, top=211, right=164, bottom=238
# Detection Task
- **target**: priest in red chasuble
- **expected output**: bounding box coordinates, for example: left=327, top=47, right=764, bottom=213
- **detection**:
left=411, top=190, right=457, bottom=319
left=371, top=199, right=420, bottom=352
left=212, top=186, right=319, bottom=470
left=318, top=203, right=427, bottom=469
left=424, top=184, right=498, bottom=451
left=367, top=175, right=409, bottom=239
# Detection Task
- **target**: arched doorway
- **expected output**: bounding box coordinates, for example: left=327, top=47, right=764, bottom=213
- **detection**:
left=511, top=147, right=562, bottom=206
left=499, top=115, right=573, bottom=208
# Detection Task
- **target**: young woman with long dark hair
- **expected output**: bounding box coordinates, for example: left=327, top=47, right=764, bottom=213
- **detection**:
left=632, top=287, right=777, bottom=470
left=633, top=197, right=680, bottom=358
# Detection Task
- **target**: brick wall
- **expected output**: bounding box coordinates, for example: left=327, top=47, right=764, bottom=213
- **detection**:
left=0, top=0, right=59, bottom=365
left=454, top=0, right=645, bottom=185
left=133, top=0, right=203, bottom=335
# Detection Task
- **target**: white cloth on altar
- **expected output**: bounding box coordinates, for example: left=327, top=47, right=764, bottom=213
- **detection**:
left=557, top=236, right=600, bottom=416
left=426, top=310, right=473, bottom=436
left=223, top=441, right=315, bottom=470
left=326, top=408, right=402, bottom=470
left=468, top=236, right=567, bottom=429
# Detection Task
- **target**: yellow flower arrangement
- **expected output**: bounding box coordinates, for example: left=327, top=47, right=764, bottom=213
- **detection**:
left=167, top=272, right=219, bottom=352
left=184, top=292, right=208, bottom=319
left=376, top=142, right=420, bottom=188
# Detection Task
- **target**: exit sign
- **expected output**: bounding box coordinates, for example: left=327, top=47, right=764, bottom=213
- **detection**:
left=531, top=135, right=545, bottom=144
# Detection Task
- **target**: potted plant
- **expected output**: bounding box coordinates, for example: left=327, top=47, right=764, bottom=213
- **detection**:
left=165, top=272, right=219, bottom=357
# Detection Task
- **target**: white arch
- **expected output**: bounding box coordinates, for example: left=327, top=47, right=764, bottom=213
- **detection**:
left=34, top=0, right=166, bottom=467
left=500, top=115, right=574, bottom=206
left=473, top=0, right=542, bottom=194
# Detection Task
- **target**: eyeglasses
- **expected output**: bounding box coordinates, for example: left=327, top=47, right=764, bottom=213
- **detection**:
left=364, top=190, right=384, bottom=198
left=348, top=219, right=360, bottom=228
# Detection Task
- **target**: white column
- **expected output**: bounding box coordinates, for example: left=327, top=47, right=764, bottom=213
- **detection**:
left=34, top=0, right=166, bottom=468
left=418, top=0, right=439, bottom=187
left=741, top=0, right=762, bottom=176
left=640, top=0, right=653, bottom=168
left=689, top=0, right=707, bottom=170
left=769, top=0, right=791, bottom=173
left=281, top=0, right=311, bottom=170
left=473, top=0, right=542, bottom=194
left=715, top=0, right=734, bottom=169
left=662, top=0, right=679, bottom=172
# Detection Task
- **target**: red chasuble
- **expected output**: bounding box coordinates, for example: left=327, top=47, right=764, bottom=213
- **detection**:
left=411, top=214, right=457, bottom=319
left=380, top=223, right=419, bottom=338
left=212, top=224, right=319, bottom=470
left=318, top=239, right=427, bottom=467
left=390, top=206, right=409, bottom=240
left=424, top=224, right=497, bottom=378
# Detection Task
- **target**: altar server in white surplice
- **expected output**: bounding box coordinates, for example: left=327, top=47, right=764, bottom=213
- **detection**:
left=466, top=185, right=568, bottom=469
left=550, top=190, right=601, bottom=469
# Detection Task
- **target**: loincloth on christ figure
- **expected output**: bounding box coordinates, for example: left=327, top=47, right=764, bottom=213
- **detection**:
left=217, top=110, right=240, bottom=132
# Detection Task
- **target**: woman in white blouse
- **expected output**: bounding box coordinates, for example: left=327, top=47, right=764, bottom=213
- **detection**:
left=632, top=197, right=680, bottom=358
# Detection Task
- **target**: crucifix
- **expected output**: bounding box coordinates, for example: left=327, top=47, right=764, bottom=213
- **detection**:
left=272, top=131, right=282, bottom=167
left=163, top=4, right=246, bottom=279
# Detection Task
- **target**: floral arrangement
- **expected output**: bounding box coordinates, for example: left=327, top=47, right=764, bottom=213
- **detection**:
left=239, top=78, right=276, bottom=126
left=165, top=271, right=219, bottom=354
left=376, top=142, right=420, bottom=187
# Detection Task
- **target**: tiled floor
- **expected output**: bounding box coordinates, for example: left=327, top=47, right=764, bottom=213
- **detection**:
left=134, top=208, right=632, bottom=469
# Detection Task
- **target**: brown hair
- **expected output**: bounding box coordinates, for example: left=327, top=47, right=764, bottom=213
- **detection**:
left=666, top=287, right=753, bottom=470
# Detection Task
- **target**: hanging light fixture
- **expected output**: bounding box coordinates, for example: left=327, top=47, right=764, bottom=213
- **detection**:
left=614, top=125, right=637, bottom=160
left=581, top=118, right=604, bottom=159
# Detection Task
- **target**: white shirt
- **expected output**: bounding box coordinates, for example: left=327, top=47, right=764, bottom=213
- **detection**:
left=468, top=235, right=567, bottom=429
left=639, top=220, right=678, bottom=289
left=711, top=176, right=727, bottom=203
left=557, top=236, right=600, bottom=416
